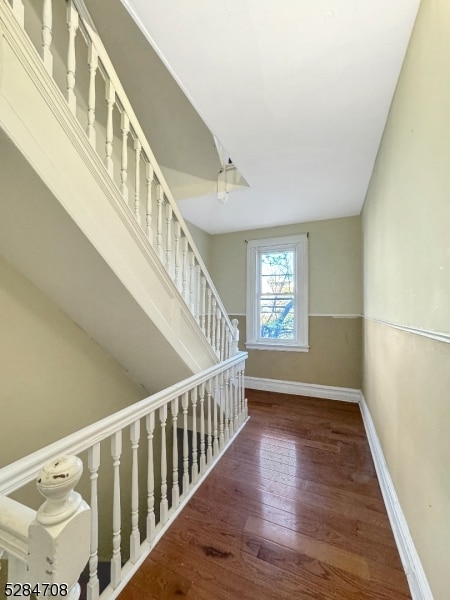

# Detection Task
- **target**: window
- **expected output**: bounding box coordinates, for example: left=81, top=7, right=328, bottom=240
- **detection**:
left=246, top=234, right=309, bottom=351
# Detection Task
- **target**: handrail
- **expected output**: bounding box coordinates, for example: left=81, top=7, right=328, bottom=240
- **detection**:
left=0, top=351, right=247, bottom=496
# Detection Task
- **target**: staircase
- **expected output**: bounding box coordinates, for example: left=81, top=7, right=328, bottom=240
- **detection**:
left=0, top=1, right=248, bottom=598
left=0, top=0, right=236, bottom=390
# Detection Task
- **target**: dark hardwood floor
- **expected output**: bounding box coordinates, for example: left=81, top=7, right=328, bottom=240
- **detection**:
left=119, top=389, right=411, bottom=599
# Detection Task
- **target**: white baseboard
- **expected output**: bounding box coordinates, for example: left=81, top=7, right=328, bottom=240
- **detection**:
left=359, top=392, right=434, bottom=600
left=244, top=377, right=433, bottom=599
left=244, top=376, right=361, bottom=403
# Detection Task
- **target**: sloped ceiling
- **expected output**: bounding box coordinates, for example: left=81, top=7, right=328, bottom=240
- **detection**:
left=95, top=0, right=420, bottom=234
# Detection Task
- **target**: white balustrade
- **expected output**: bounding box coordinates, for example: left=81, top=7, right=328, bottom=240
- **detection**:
left=2, top=0, right=239, bottom=359
left=0, top=353, right=247, bottom=600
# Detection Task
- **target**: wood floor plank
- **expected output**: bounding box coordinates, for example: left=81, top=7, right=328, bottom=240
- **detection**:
left=119, top=389, right=411, bottom=600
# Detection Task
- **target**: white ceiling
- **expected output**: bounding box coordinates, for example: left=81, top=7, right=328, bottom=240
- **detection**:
left=121, top=0, right=420, bottom=234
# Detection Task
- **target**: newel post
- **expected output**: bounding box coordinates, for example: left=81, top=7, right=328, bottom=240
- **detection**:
left=231, top=318, right=240, bottom=355
left=28, top=456, right=91, bottom=600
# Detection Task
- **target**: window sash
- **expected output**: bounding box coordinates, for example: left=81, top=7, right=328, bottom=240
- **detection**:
left=246, top=234, right=309, bottom=352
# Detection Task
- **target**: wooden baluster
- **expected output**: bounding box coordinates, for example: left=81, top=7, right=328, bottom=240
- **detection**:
left=199, top=383, right=206, bottom=474
left=66, top=1, right=79, bottom=115
left=181, top=237, right=188, bottom=301
left=195, top=265, right=201, bottom=323
left=206, top=379, right=213, bottom=463
left=206, top=288, right=212, bottom=343
left=219, top=373, right=225, bottom=449
left=159, top=405, right=169, bottom=524
left=213, top=376, right=220, bottom=456
left=120, top=112, right=129, bottom=202
left=181, top=392, right=190, bottom=494
left=237, top=366, right=243, bottom=425
left=105, top=80, right=115, bottom=176
left=11, top=0, right=24, bottom=27
left=240, top=367, right=248, bottom=422
left=225, top=371, right=231, bottom=441
left=87, top=443, right=100, bottom=600
left=233, top=365, right=239, bottom=431
left=110, top=431, right=122, bottom=589
left=216, top=306, right=222, bottom=357
left=232, top=318, right=240, bottom=356
left=130, top=420, right=140, bottom=563
left=224, top=325, right=231, bottom=360
left=221, top=318, right=226, bottom=360
left=133, top=138, right=141, bottom=221
left=165, top=203, right=173, bottom=273
left=174, top=222, right=181, bottom=290
left=42, top=0, right=53, bottom=74
left=189, top=252, right=195, bottom=314
left=200, top=277, right=206, bottom=335
left=145, top=162, right=153, bottom=242
left=87, top=43, right=98, bottom=146
left=171, top=398, right=180, bottom=508
left=146, top=411, right=156, bottom=541
left=191, top=388, right=198, bottom=485
left=156, top=184, right=163, bottom=260
left=211, top=297, right=217, bottom=351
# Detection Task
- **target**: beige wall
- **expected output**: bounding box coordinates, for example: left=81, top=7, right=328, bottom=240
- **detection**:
left=210, top=216, right=362, bottom=388
left=0, top=256, right=145, bottom=467
left=186, top=220, right=213, bottom=272
left=362, top=1, right=450, bottom=597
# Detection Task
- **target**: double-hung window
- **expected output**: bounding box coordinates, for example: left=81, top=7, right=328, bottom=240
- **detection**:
left=246, top=234, right=309, bottom=351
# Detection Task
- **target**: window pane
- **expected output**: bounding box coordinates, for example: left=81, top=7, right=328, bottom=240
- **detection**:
left=260, top=251, right=294, bottom=294
left=260, top=295, right=295, bottom=339
left=259, top=250, right=295, bottom=339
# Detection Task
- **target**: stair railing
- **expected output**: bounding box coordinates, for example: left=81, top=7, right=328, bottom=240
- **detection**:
left=3, top=0, right=237, bottom=360
left=0, top=352, right=248, bottom=600
left=0, top=456, right=90, bottom=600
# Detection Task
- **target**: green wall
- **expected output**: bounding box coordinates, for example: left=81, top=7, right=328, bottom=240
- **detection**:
left=209, top=216, right=362, bottom=389
left=362, top=1, right=450, bottom=597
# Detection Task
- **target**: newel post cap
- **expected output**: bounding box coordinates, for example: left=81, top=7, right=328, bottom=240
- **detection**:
left=36, top=455, right=83, bottom=526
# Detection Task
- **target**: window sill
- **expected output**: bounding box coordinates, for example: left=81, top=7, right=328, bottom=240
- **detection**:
left=245, top=342, right=310, bottom=353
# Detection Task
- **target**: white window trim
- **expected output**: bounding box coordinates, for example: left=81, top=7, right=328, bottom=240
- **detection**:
left=246, top=234, right=309, bottom=352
